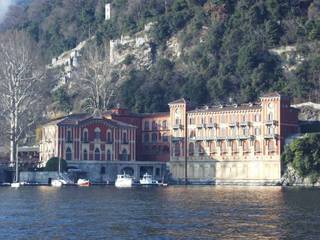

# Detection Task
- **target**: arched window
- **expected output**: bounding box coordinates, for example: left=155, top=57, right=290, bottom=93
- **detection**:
left=210, top=142, right=215, bottom=153
left=95, top=148, right=100, bottom=161
left=268, top=140, right=275, bottom=153
left=107, top=150, right=111, bottom=161
left=66, top=147, right=72, bottom=161
left=107, top=131, right=112, bottom=143
left=221, top=141, right=227, bottom=153
left=83, top=149, right=88, bottom=160
left=174, top=143, right=180, bottom=156
left=67, top=129, right=72, bottom=142
left=152, top=121, right=157, bottom=130
left=144, top=121, right=149, bottom=130
left=243, top=140, right=249, bottom=154
left=82, top=129, right=88, bottom=142
left=254, top=141, right=260, bottom=153
left=144, top=133, right=149, bottom=143
left=123, top=132, right=127, bottom=144
left=198, top=142, right=205, bottom=155
left=152, top=133, right=157, bottom=143
left=189, top=143, right=194, bottom=156
left=94, top=128, right=101, bottom=140
left=121, top=149, right=128, bottom=161
left=190, top=130, right=195, bottom=138
left=162, top=120, right=167, bottom=130
left=232, top=141, right=237, bottom=153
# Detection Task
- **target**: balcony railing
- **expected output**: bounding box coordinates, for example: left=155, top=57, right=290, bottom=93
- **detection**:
left=106, top=140, right=113, bottom=144
left=264, top=134, right=279, bottom=139
left=81, top=139, right=89, bottom=143
left=196, top=124, right=206, bottom=129
left=240, top=121, right=250, bottom=126
left=229, top=122, right=238, bottom=127
left=172, top=136, right=183, bottom=142
left=206, top=123, right=217, bottom=128
left=265, top=120, right=278, bottom=126
left=172, top=124, right=182, bottom=130
left=122, top=140, right=129, bottom=144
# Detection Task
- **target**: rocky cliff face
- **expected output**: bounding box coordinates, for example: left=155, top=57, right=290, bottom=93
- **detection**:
left=281, top=165, right=320, bottom=186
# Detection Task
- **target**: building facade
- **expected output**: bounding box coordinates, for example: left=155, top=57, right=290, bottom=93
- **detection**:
left=168, top=93, right=299, bottom=184
left=39, top=92, right=299, bottom=184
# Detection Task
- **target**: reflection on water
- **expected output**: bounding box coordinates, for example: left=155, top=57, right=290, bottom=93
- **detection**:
left=0, top=186, right=319, bottom=240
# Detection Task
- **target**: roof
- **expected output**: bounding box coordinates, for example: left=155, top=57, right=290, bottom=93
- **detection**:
left=261, top=92, right=282, bottom=98
left=168, top=98, right=188, bottom=105
left=188, top=103, right=261, bottom=113
left=140, top=112, right=170, bottom=117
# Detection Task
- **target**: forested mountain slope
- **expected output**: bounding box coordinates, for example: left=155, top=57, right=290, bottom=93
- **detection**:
left=2, top=0, right=320, bottom=113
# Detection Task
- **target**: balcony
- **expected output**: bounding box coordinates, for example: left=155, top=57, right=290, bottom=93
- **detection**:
left=216, top=136, right=226, bottom=141
left=206, top=123, right=217, bottom=128
left=122, top=140, right=129, bottom=145
left=172, top=124, right=182, bottom=130
left=240, top=121, right=250, bottom=127
left=196, top=124, right=206, bottom=129
left=81, top=139, right=89, bottom=144
left=226, top=136, right=238, bottom=140
left=265, top=120, right=278, bottom=126
left=206, top=136, right=216, bottom=141
left=172, top=136, right=183, bottom=142
left=229, top=122, right=238, bottom=127
left=264, top=134, right=279, bottom=139
left=238, top=135, right=250, bottom=140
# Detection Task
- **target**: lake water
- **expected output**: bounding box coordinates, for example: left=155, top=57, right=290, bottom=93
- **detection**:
left=0, top=186, right=319, bottom=240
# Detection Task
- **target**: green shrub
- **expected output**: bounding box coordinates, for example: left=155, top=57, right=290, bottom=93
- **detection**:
left=45, top=157, right=68, bottom=172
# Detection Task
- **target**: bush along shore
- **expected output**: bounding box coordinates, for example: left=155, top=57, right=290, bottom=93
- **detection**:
left=281, top=133, right=320, bottom=186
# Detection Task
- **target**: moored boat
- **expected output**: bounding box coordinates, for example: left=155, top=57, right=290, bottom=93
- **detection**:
left=11, top=182, right=21, bottom=188
left=51, top=179, right=63, bottom=187
left=139, top=173, right=158, bottom=186
left=77, top=178, right=91, bottom=186
left=115, top=173, right=133, bottom=188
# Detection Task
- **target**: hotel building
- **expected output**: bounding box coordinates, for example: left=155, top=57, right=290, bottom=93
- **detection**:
left=39, top=92, right=299, bottom=184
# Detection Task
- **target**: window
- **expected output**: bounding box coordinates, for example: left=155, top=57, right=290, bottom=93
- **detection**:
left=254, top=128, right=260, bottom=136
left=66, top=147, right=72, bottom=161
left=94, top=128, right=101, bottom=140
left=123, top=132, right=127, bottom=143
left=189, top=143, right=194, bottom=156
left=254, top=141, right=260, bottom=153
left=144, top=121, right=149, bottom=130
left=152, top=121, right=157, bottom=130
left=243, top=140, right=249, bottom=153
left=198, top=142, right=204, bottom=155
left=221, top=127, right=226, bottom=136
left=268, top=112, right=273, bottom=121
left=107, top=131, right=112, bottom=143
left=100, top=166, right=106, bottom=174
left=190, top=130, right=195, bottom=138
left=107, top=150, right=111, bottom=161
left=221, top=141, right=227, bottom=153
left=82, top=129, right=88, bottom=142
left=162, top=134, right=168, bottom=142
left=268, top=140, right=275, bottom=153
left=95, top=148, right=100, bottom=161
left=210, top=142, right=215, bottom=153
left=144, top=133, right=149, bottom=143
left=155, top=168, right=160, bottom=177
left=163, top=145, right=170, bottom=153
left=232, top=141, right=237, bottom=153
left=232, top=127, right=236, bottom=136
left=152, top=133, right=157, bottom=143
left=255, top=114, right=260, bottom=122
left=175, top=118, right=180, bottom=125
left=242, top=115, right=246, bottom=122
left=83, top=149, right=88, bottom=160
left=121, top=149, right=128, bottom=161
left=67, top=129, right=72, bottom=142
left=268, top=126, right=274, bottom=135
left=162, top=120, right=167, bottom=130
left=174, top=143, right=180, bottom=156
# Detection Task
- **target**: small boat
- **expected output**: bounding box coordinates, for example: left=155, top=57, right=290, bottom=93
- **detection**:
left=140, top=173, right=158, bottom=186
left=51, top=179, right=63, bottom=187
left=11, top=182, right=21, bottom=188
left=115, top=173, right=133, bottom=188
left=77, top=178, right=91, bottom=186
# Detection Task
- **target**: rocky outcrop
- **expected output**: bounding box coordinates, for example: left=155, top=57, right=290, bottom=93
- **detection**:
left=281, top=165, right=320, bottom=186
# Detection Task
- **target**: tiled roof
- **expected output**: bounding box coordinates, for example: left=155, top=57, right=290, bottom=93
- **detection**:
left=261, top=92, right=281, bottom=98
left=168, top=98, right=187, bottom=105
left=140, top=112, right=170, bottom=117
left=188, top=103, right=261, bottom=113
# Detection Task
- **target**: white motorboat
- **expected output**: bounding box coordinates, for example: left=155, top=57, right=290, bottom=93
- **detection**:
left=140, top=173, right=158, bottom=185
left=77, top=178, right=91, bottom=186
left=11, top=182, right=21, bottom=188
left=115, top=173, right=133, bottom=188
left=51, top=179, right=63, bottom=187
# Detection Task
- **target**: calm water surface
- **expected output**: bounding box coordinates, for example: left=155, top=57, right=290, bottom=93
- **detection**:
left=0, top=186, right=319, bottom=240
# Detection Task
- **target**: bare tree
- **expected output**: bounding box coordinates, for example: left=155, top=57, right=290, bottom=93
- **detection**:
left=73, top=42, right=119, bottom=112
left=0, top=31, right=45, bottom=166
